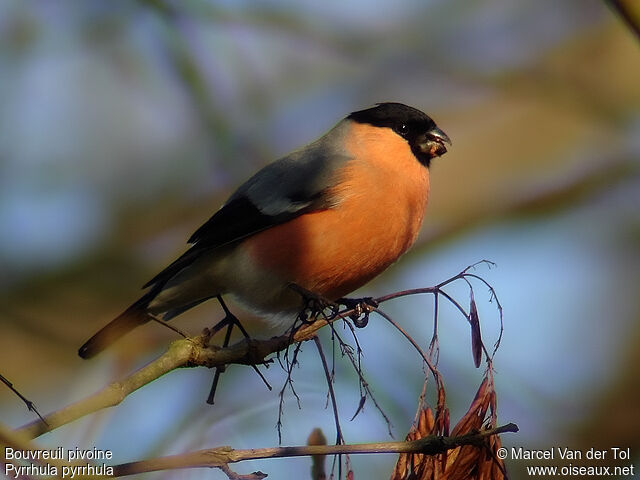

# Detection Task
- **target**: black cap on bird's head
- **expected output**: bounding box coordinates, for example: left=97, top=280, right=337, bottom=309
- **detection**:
left=348, top=102, right=451, bottom=166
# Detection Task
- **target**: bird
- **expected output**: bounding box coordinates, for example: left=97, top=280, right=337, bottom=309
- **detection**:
left=78, top=102, right=451, bottom=359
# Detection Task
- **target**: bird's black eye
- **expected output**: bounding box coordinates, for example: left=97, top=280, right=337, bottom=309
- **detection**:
left=397, top=124, right=409, bottom=136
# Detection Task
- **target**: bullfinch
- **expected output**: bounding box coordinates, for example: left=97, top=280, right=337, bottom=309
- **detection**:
left=78, top=102, right=451, bottom=359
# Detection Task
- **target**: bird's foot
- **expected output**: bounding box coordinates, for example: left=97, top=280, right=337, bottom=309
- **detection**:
left=288, top=283, right=340, bottom=324
left=337, top=297, right=378, bottom=328
left=206, top=296, right=271, bottom=405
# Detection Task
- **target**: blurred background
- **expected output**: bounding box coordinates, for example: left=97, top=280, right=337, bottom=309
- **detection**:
left=1, top=0, right=638, bottom=478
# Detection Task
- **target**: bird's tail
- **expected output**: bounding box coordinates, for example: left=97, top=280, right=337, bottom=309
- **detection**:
left=78, top=292, right=155, bottom=359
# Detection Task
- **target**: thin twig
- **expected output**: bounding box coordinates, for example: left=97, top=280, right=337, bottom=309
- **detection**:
left=373, top=308, right=441, bottom=388
left=326, top=321, right=393, bottom=436
left=277, top=341, right=304, bottom=443
left=429, top=291, right=440, bottom=363
left=110, top=423, right=519, bottom=477
left=0, top=373, right=47, bottom=425
left=217, top=464, right=267, bottom=480
left=314, top=336, right=345, bottom=480
left=313, top=337, right=344, bottom=446
left=148, top=314, right=188, bottom=338
left=604, top=0, right=640, bottom=40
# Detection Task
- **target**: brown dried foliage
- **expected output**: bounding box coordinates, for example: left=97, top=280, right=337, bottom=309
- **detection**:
left=392, top=372, right=506, bottom=480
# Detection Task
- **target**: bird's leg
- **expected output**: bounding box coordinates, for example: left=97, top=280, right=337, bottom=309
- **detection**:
left=216, top=295, right=252, bottom=339
left=206, top=321, right=233, bottom=405
left=337, top=297, right=378, bottom=328
left=206, top=295, right=271, bottom=405
left=288, top=283, right=339, bottom=324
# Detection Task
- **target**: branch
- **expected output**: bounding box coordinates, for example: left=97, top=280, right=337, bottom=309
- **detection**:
left=15, top=316, right=335, bottom=439
left=604, top=0, right=640, bottom=40
left=111, top=423, right=519, bottom=477
left=15, top=265, right=501, bottom=440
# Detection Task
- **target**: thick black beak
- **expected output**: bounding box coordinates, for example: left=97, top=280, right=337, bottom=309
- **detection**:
left=426, top=126, right=451, bottom=147
left=418, top=125, right=451, bottom=159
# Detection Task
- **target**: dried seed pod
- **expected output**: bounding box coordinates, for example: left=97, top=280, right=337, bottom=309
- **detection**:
left=469, top=294, right=483, bottom=368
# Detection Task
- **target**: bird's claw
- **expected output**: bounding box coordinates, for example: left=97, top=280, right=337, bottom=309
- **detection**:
left=289, top=283, right=339, bottom=323
left=339, top=297, right=378, bottom=328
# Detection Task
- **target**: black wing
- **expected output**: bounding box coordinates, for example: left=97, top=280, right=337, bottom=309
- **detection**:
left=142, top=122, right=350, bottom=290
left=142, top=195, right=318, bottom=289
